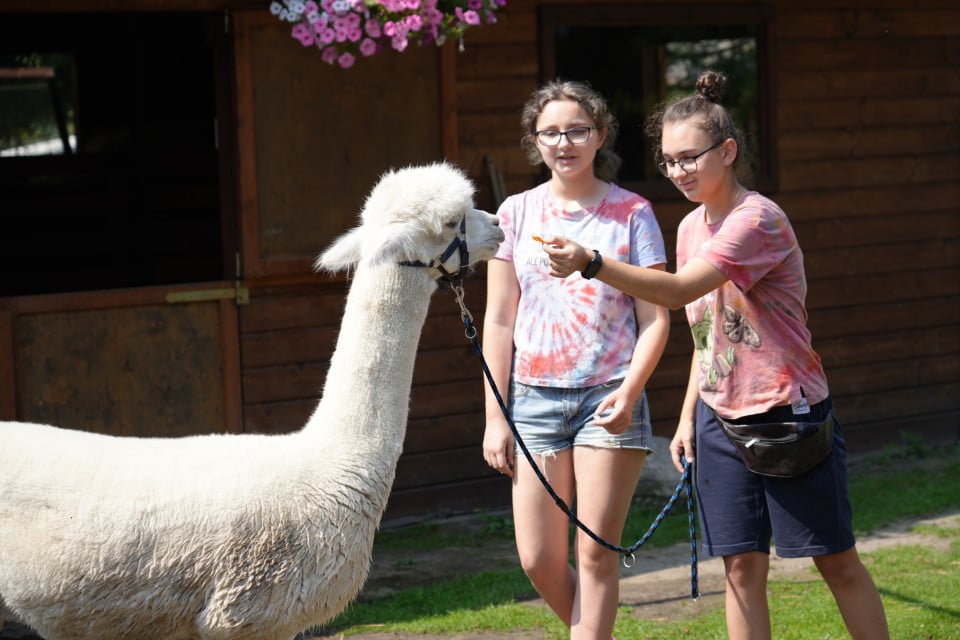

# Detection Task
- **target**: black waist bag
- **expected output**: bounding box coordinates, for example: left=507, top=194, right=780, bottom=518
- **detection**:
left=715, top=412, right=835, bottom=478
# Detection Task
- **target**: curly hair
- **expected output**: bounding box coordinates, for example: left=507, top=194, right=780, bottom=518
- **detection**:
left=519, top=80, right=622, bottom=182
left=645, top=70, right=747, bottom=174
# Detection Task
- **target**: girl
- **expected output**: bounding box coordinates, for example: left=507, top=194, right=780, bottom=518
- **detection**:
left=482, top=80, right=670, bottom=640
left=543, top=71, right=890, bottom=640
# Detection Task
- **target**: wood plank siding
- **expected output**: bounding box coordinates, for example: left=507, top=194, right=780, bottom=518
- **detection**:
left=1, top=0, right=956, bottom=523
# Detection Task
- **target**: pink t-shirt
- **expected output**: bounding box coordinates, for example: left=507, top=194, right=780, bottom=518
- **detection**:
left=676, top=192, right=829, bottom=418
left=495, top=182, right=666, bottom=387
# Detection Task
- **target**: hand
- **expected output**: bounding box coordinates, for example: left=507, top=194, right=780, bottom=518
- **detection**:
left=593, top=388, right=633, bottom=435
left=482, top=416, right=516, bottom=478
left=669, top=420, right=696, bottom=473
left=540, top=237, right=593, bottom=279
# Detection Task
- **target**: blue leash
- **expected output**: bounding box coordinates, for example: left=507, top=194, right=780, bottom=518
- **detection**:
left=450, top=283, right=699, bottom=600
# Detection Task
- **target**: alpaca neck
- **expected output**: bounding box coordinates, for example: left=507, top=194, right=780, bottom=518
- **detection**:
left=305, top=264, right=436, bottom=461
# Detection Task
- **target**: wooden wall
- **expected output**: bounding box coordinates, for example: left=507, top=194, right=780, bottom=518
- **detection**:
left=453, top=0, right=960, bottom=457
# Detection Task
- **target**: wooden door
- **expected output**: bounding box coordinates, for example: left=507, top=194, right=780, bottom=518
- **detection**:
left=231, top=9, right=448, bottom=279
left=0, top=283, right=243, bottom=436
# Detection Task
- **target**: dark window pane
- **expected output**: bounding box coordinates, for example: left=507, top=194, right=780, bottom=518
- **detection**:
left=0, top=54, right=77, bottom=156
left=543, top=6, right=773, bottom=195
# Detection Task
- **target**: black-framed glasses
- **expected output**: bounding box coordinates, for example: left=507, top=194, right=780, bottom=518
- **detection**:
left=534, top=126, right=596, bottom=147
left=656, top=142, right=723, bottom=176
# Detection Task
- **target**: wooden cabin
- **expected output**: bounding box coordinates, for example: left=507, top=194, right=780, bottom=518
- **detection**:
left=0, top=0, right=957, bottom=523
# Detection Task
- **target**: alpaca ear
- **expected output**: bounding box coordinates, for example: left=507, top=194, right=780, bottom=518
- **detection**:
left=315, top=227, right=363, bottom=273
left=366, top=223, right=414, bottom=267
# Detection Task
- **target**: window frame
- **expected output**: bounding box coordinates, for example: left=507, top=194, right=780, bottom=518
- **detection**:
left=538, top=4, right=777, bottom=200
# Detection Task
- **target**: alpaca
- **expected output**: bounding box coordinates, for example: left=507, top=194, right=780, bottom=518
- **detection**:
left=0, top=162, right=503, bottom=640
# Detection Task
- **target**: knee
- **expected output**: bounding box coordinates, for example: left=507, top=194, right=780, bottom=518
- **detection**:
left=575, top=542, right=619, bottom=580
left=815, top=551, right=866, bottom=587
left=518, top=547, right=567, bottom=585
left=724, top=552, right=769, bottom=590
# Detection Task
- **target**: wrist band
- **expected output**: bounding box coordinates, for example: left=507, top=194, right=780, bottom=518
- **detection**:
left=581, top=249, right=603, bottom=279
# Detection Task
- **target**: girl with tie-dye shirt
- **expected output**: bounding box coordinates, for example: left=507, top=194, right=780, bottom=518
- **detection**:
left=482, top=81, right=670, bottom=640
left=544, top=71, right=889, bottom=640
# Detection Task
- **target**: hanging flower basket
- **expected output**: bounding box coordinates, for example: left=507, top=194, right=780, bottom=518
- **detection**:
left=270, top=0, right=506, bottom=69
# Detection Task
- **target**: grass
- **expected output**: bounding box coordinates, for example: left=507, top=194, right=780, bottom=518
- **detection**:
left=322, top=438, right=960, bottom=638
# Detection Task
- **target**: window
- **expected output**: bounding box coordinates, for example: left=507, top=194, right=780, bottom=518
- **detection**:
left=0, top=54, right=77, bottom=156
left=540, top=5, right=774, bottom=197
left=0, top=13, right=226, bottom=297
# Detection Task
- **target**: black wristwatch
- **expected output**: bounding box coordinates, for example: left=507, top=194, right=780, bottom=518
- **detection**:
left=581, top=249, right=603, bottom=279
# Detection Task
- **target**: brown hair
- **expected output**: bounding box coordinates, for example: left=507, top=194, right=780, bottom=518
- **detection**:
left=520, top=80, right=622, bottom=182
left=645, top=70, right=747, bottom=174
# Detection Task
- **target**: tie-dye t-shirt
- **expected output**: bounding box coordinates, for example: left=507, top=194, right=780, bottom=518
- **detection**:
left=495, top=182, right=666, bottom=388
left=677, top=192, right=829, bottom=418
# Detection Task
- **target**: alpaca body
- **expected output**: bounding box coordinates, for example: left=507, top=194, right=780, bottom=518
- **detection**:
left=0, top=162, right=502, bottom=640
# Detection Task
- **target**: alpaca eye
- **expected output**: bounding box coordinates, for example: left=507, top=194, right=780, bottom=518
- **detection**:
left=445, top=221, right=459, bottom=230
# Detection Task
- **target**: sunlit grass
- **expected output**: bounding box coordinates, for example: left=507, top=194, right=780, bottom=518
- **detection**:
left=322, top=442, right=960, bottom=638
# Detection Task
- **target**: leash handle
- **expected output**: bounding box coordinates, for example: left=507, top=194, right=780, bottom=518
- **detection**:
left=453, top=291, right=698, bottom=599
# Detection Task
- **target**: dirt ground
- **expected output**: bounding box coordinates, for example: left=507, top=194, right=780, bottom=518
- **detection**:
left=2, top=512, right=956, bottom=640
left=317, top=509, right=959, bottom=639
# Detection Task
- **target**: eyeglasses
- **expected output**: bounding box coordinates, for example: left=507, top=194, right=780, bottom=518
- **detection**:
left=534, top=126, right=596, bottom=147
left=656, top=142, right=722, bottom=176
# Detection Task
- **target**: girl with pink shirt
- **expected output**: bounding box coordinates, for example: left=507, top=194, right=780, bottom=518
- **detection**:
left=544, top=71, right=889, bottom=640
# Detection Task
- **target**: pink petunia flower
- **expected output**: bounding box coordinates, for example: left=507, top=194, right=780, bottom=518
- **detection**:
left=359, top=37, right=378, bottom=56
left=405, top=14, right=423, bottom=32
left=321, top=45, right=339, bottom=64
left=364, top=18, right=382, bottom=38
left=292, top=23, right=315, bottom=46
left=318, top=27, right=337, bottom=43
left=338, top=51, right=356, bottom=68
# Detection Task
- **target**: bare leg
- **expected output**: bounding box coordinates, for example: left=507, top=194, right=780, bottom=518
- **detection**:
left=569, top=446, right=646, bottom=640
left=814, top=547, right=890, bottom=640
left=512, top=448, right=577, bottom=625
left=723, top=551, right=771, bottom=640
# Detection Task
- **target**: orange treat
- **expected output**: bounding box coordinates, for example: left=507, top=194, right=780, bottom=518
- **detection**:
left=532, top=235, right=546, bottom=243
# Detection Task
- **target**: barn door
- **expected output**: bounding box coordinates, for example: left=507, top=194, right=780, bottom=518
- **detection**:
left=0, top=283, right=243, bottom=437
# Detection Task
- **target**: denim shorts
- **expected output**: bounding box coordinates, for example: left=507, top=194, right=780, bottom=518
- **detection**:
left=509, top=379, right=653, bottom=456
left=694, top=397, right=855, bottom=559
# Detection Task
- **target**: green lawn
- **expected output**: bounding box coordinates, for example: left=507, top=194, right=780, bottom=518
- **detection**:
left=323, top=440, right=960, bottom=639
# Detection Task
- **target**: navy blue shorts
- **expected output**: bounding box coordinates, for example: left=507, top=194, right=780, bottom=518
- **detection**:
left=694, top=397, right=855, bottom=558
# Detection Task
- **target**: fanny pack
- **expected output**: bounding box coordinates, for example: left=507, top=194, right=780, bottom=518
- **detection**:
left=714, top=411, right=835, bottom=478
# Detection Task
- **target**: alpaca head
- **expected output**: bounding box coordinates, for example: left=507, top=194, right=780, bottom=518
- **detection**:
left=315, top=162, right=503, bottom=277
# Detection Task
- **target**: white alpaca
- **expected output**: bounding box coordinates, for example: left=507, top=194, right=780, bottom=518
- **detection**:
left=0, top=162, right=503, bottom=640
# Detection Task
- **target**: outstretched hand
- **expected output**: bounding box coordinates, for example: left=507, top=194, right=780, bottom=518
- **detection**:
left=539, top=237, right=593, bottom=279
